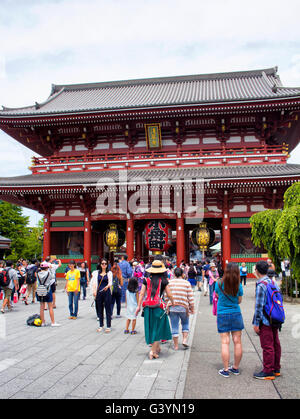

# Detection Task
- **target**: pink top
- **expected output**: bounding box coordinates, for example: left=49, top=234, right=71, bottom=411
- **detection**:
left=208, top=269, right=219, bottom=286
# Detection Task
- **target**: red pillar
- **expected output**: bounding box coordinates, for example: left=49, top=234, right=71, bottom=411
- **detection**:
left=98, top=230, right=104, bottom=258
left=43, top=213, right=51, bottom=260
left=222, top=191, right=231, bottom=269
left=126, top=216, right=134, bottom=261
left=135, top=228, right=142, bottom=260
left=176, top=215, right=185, bottom=266
left=84, top=213, right=92, bottom=270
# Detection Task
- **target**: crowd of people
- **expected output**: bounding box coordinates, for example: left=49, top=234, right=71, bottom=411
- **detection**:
left=0, top=254, right=284, bottom=380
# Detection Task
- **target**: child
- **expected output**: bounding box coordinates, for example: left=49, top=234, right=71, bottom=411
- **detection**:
left=124, top=277, right=139, bottom=335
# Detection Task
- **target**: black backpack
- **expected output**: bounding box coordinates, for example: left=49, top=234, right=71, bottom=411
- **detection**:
left=112, top=275, right=121, bottom=295
left=26, top=266, right=37, bottom=285
left=0, top=268, right=12, bottom=288
left=26, top=314, right=41, bottom=326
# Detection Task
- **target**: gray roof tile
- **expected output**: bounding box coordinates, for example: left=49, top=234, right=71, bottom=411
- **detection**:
left=1, top=67, right=300, bottom=117
left=0, top=164, right=299, bottom=188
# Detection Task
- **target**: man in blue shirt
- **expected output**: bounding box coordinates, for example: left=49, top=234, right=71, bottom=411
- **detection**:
left=118, top=255, right=132, bottom=303
left=252, top=260, right=281, bottom=380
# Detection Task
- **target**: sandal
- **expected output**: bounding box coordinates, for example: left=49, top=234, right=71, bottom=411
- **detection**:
left=149, top=350, right=159, bottom=359
left=97, top=327, right=103, bottom=332
left=130, top=330, right=137, bottom=335
left=124, top=330, right=130, bottom=334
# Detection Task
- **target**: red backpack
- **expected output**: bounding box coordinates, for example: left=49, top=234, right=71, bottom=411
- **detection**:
left=142, top=277, right=166, bottom=310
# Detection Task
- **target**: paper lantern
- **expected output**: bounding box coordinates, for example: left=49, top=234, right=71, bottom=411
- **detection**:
left=144, top=220, right=172, bottom=254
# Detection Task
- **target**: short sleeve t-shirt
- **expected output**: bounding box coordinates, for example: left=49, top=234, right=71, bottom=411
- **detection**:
left=215, top=281, right=243, bottom=314
left=66, top=269, right=81, bottom=292
left=143, top=275, right=169, bottom=296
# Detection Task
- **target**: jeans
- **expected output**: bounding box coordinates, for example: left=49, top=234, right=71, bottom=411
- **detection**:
left=68, top=292, right=79, bottom=317
left=96, top=290, right=112, bottom=328
left=259, top=324, right=281, bottom=373
left=121, top=279, right=128, bottom=303
left=111, top=290, right=122, bottom=316
left=79, top=282, right=87, bottom=299
left=209, top=282, right=216, bottom=305
left=169, top=310, right=189, bottom=337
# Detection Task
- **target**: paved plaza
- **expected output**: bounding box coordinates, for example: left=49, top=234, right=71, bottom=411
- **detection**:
left=0, top=280, right=299, bottom=399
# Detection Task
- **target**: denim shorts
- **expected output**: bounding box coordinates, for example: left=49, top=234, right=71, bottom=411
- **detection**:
left=217, top=312, right=244, bottom=333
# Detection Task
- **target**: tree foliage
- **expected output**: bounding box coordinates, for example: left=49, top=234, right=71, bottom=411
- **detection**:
left=0, top=201, right=43, bottom=261
left=250, top=182, right=300, bottom=282
left=250, top=209, right=282, bottom=271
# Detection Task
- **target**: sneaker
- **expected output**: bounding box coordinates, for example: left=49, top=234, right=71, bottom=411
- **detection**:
left=218, top=369, right=230, bottom=378
left=228, top=366, right=240, bottom=375
left=97, top=327, right=103, bottom=332
left=273, top=370, right=281, bottom=377
left=105, top=328, right=111, bottom=333
left=116, top=315, right=121, bottom=318
left=253, top=371, right=275, bottom=380
left=124, top=329, right=130, bottom=334
left=51, top=323, right=61, bottom=327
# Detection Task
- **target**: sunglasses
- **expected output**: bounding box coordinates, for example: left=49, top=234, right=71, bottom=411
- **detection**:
left=101, top=262, right=107, bottom=265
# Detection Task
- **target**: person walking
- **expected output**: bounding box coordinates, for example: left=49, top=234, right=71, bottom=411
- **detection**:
left=202, top=259, right=210, bottom=296
left=65, top=260, right=80, bottom=319
left=124, top=277, right=139, bottom=335
left=195, top=261, right=202, bottom=291
left=252, top=260, right=282, bottom=380
left=118, top=255, right=133, bottom=303
left=187, top=263, right=197, bottom=290
left=16, top=262, right=27, bottom=302
left=0, top=261, right=18, bottom=313
left=78, top=261, right=90, bottom=300
left=165, top=267, right=194, bottom=350
left=111, top=259, right=123, bottom=318
left=45, top=256, right=62, bottom=308
left=240, top=262, right=248, bottom=286
left=25, top=259, right=39, bottom=304
left=208, top=262, right=219, bottom=305
left=135, top=260, right=174, bottom=359
left=36, top=262, right=60, bottom=327
left=214, top=262, right=244, bottom=378
left=91, top=259, right=112, bottom=333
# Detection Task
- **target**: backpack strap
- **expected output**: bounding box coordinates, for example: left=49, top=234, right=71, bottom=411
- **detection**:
left=37, top=271, right=50, bottom=286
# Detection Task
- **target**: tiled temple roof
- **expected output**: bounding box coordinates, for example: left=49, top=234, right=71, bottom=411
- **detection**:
left=0, top=164, right=299, bottom=189
left=2, top=67, right=300, bottom=117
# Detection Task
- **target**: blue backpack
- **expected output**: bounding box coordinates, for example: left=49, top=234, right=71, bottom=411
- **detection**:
left=261, top=280, right=285, bottom=328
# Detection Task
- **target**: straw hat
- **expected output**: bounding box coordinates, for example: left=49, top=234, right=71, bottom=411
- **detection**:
left=146, top=259, right=167, bottom=274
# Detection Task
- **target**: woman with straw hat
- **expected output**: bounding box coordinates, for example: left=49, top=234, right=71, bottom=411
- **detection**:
left=136, top=259, right=174, bottom=359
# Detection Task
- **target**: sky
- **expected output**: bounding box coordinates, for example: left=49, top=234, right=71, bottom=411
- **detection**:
left=0, top=0, right=300, bottom=225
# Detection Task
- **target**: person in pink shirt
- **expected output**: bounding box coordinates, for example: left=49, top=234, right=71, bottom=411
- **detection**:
left=208, top=262, right=219, bottom=305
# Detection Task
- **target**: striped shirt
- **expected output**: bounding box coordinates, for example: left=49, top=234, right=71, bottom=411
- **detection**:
left=165, top=278, right=194, bottom=314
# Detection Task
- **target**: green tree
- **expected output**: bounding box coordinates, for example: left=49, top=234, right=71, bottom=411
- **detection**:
left=0, top=201, right=29, bottom=260
left=0, top=201, right=43, bottom=261
left=22, top=219, right=44, bottom=261
left=250, top=182, right=300, bottom=285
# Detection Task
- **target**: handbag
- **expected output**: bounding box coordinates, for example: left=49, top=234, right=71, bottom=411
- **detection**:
left=212, top=291, right=218, bottom=316
left=20, top=284, right=27, bottom=295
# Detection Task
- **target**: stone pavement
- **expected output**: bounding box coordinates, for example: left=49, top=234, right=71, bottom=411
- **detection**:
left=0, top=281, right=299, bottom=399
left=184, top=281, right=300, bottom=399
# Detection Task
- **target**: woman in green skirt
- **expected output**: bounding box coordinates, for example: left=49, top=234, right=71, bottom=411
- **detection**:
left=136, top=260, right=174, bottom=359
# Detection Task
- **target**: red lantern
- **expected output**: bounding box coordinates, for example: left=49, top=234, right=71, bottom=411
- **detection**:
left=144, top=221, right=172, bottom=254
